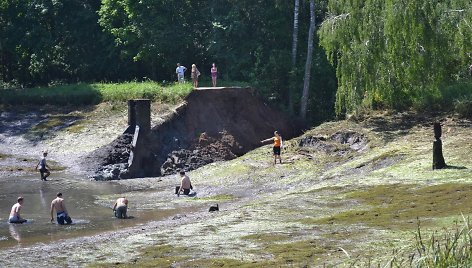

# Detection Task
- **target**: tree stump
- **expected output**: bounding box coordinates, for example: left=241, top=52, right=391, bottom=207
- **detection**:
left=432, top=122, right=446, bottom=169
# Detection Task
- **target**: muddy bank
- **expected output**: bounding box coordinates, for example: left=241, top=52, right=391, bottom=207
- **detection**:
left=86, top=88, right=303, bottom=180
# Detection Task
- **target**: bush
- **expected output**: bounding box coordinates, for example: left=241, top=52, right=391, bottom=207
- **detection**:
left=454, top=98, right=472, bottom=118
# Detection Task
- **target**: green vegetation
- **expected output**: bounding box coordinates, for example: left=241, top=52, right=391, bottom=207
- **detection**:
left=193, top=194, right=235, bottom=202
left=410, top=219, right=472, bottom=267
left=0, top=82, right=192, bottom=106
left=88, top=245, right=188, bottom=268
left=319, top=0, right=472, bottom=115
left=1, top=0, right=337, bottom=123
left=308, top=183, right=472, bottom=229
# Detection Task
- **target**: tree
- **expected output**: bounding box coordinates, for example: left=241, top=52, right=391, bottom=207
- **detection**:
left=319, top=0, right=472, bottom=116
left=300, top=0, right=316, bottom=120
left=288, top=0, right=300, bottom=113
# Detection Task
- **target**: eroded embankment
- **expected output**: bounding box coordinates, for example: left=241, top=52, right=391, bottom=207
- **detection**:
left=86, top=88, right=303, bottom=180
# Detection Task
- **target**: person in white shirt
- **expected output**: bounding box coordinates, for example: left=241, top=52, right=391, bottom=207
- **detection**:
left=176, top=63, right=187, bottom=83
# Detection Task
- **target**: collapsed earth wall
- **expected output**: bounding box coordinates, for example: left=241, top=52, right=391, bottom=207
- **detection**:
left=87, top=87, right=301, bottom=180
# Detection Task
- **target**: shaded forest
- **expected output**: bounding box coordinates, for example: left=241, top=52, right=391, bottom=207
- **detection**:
left=1, top=0, right=471, bottom=122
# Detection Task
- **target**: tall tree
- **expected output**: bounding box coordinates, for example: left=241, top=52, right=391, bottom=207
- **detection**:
left=291, top=0, right=300, bottom=66
left=288, top=0, right=300, bottom=113
left=300, top=0, right=316, bottom=120
left=319, top=0, right=472, bottom=115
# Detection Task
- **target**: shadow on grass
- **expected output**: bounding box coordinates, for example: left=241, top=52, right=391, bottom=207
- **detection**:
left=444, top=165, right=467, bottom=170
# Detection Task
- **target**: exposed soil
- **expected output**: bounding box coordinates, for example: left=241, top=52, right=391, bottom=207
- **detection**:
left=85, top=88, right=303, bottom=179
left=1, top=97, right=472, bottom=267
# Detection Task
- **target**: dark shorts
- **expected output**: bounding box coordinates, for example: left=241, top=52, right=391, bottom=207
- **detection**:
left=57, top=212, right=72, bottom=225
left=115, top=205, right=128, bottom=219
left=175, top=186, right=190, bottom=195
left=273, top=146, right=281, bottom=156
left=39, top=168, right=49, bottom=173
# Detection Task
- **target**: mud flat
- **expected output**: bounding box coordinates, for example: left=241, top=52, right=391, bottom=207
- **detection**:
left=1, top=100, right=472, bottom=266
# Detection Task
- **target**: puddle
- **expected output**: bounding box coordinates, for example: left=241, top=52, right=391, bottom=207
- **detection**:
left=0, top=171, right=183, bottom=249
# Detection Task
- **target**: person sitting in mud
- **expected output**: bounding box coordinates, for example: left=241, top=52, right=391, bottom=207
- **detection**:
left=35, top=150, right=51, bottom=181
left=9, top=197, right=27, bottom=224
left=113, top=197, right=129, bottom=219
left=175, top=171, right=193, bottom=197
left=50, top=192, right=72, bottom=225
left=261, top=131, right=283, bottom=164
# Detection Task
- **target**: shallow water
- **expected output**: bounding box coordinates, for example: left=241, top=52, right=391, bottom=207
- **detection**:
left=0, top=172, right=177, bottom=249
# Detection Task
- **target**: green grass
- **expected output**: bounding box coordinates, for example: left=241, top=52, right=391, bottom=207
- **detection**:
left=306, top=183, right=472, bottom=229
left=0, top=82, right=193, bottom=106
left=193, top=194, right=235, bottom=202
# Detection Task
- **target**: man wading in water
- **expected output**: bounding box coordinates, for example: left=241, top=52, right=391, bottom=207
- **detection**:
left=35, top=151, right=51, bottom=181
left=8, top=197, right=27, bottom=224
left=50, top=193, right=72, bottom=225
left=113, top=197, right=129, bottom=219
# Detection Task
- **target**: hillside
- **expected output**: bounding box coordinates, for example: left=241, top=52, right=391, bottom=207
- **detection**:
left=0, top=107, right=471, bottom=267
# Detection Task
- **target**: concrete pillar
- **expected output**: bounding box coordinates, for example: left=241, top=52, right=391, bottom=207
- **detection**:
left=128, top=100, right=136, bottom=127
left=135, top=99, right=151, bottom=134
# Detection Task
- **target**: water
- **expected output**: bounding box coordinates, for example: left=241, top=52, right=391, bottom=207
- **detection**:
left=0, top=172, right=176, bottom=248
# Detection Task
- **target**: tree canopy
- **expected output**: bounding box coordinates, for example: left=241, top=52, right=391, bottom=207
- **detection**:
left=1, top=0, right=469, bottom=121
left=319, top=0, right=472, bottom=115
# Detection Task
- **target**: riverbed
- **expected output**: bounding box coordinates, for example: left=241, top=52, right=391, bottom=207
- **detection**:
left=0, top=171, right=187, bottom=249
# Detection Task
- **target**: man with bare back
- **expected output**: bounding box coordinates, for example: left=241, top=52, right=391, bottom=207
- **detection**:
left=50, top=192, right=72, bottom=225
left=9, top=197, right=27, bottom=224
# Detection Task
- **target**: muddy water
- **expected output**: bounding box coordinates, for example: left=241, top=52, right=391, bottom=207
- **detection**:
left=0, top=172, right=175, bottom=249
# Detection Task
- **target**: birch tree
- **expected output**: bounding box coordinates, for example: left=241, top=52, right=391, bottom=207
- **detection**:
left=300, top=0, right=316, bottom=120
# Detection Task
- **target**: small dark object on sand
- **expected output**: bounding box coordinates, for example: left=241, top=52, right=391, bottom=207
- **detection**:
left=209, top=204, right=219, bottom=212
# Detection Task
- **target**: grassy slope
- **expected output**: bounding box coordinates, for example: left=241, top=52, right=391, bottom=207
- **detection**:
left=87, top=112, right=472, bottom=267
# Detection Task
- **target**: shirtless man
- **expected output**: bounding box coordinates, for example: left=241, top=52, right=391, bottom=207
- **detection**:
left=112, top=197, right=129, bottom=219
left=9, top=197, right=27, bottom=224
left=50, top=192, right=72, bottom=225
left=176, top=171, right=193, bottom=196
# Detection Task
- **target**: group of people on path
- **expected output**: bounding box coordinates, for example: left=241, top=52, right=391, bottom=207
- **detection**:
left=176, top=62, right=218, bottom=88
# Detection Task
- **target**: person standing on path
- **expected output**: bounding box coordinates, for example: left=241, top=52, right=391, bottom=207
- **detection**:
left=191, top=64, right=201, bottom=88
left=176, top=63, right=187, bottom=83
left=112, top=197, right=129, bottom=219
left=261, top=131, right=283, bottom=164
left=211, top=63, right=218, bottom=87
left=9, top=197, right=27, bottom=224
left=35, top=151, right=51, bottom=181
left=50, top=192, right=72, bottom=225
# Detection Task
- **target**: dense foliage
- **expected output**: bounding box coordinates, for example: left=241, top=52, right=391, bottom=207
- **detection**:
left=319, top=0, right=472, bottom=115
left=0, top=0, right=336, bottom=123
left=1, top=1, right=470, bottom=120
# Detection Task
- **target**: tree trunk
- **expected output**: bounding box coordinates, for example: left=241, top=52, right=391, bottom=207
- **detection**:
left=291, top=0, right=300, bottom=67
left=300, top=0, right=315, bottom=120
left=288, top=0, right=300, bottom=114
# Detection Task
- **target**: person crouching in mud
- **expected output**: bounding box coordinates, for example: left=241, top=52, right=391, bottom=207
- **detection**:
left=175, top=171, right=193, bottom=197
left=113, top=197, right=128, bottom=219
left=50, top=192, right=72, bottom=225
left=261, top=131, right=283, bottom=164
left=9, top=197, right=27, bottom=224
